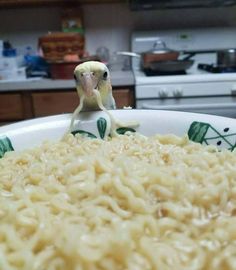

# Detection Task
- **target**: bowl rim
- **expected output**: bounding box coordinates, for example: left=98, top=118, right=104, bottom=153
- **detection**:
left=0, top=109, right=236, bottom=132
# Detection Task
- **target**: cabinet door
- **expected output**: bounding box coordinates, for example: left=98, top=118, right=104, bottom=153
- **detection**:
left=0, top=0, right=63, bottom=6
left=32, top=91, right=79, bottom=117
left=32, top=89, right=134, bottom=117
left=0, top=0, right=119, bottom=7
left=0, top=94, right=24, bottom=120
left=113, top=89, right=134, bottom=109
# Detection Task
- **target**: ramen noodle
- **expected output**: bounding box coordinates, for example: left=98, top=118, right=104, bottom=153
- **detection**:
left=69, top=90, right=139, bottom=135
left=0, top=133, right=236, bottom=270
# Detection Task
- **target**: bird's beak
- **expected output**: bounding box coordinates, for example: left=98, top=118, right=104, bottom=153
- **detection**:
left=80, top=72, right=99, bottom=97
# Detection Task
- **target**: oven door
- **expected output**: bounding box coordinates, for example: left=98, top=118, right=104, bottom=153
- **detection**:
left=137, top=96, right=236, bottom=118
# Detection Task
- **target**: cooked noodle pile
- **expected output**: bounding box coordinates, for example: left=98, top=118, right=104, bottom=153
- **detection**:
left=0, top=133, right=236, bottom=270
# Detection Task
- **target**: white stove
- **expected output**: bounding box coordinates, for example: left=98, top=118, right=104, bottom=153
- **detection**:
left=132, top=28, right=236, bottom=118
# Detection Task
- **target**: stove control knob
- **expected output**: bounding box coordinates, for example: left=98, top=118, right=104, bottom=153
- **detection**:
left=231, top=84, right=236, bottom=95
left=173, top=88, right=183, bottom=98
left=158, top=89, right=168, bottom=98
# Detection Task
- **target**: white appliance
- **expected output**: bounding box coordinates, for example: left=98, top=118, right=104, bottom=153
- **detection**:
left=132, top=28, right=236, bottom=118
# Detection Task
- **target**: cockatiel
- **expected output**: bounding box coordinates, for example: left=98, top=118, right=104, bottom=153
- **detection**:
left=74, top=61, right=116, bottom=111
left=69, top=61, right=138, bottom=134
left=69, top=61, right=116, bottom=132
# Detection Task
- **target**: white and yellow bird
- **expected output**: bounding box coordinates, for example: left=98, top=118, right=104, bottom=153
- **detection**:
left=74, top=61, right=116, bottom=110
left=69, top=61, right=116, bottom=132
left=69, top=61, right=138, bottom=134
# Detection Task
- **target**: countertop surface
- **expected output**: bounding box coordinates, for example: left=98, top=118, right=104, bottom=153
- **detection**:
left=0, top=70, right=135, bottom=92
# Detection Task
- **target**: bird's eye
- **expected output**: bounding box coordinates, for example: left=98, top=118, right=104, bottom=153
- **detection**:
left=103, top=71, right=108, bottom=80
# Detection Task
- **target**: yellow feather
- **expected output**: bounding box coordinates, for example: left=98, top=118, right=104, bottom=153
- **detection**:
left=74, top=61, right=113, bottom=111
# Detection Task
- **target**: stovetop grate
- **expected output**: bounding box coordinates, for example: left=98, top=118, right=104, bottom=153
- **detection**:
left=198, top=63, right=236, bottom=73
left=143, top=69, right=187, bottom=76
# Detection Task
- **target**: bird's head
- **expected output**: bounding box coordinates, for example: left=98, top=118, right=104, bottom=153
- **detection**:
left=73, top=61, right=111, bottom=98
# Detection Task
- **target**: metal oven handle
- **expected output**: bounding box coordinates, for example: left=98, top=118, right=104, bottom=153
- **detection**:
left=142, top=103, right=236, bottom=110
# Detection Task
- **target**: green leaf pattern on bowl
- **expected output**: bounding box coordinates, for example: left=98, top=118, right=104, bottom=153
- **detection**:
left=97, top=117, right=107, bottom=139
left=1, top=119, right=236, bottom=159
left=0, top=136, right=14, bottom=158
left=72, top=118, right=137, bottom=139
left=188, top=121, right=236, bottom=151
left=71, top=130, right=97, bottom=138
left=116, top=127, right=136, bottom=135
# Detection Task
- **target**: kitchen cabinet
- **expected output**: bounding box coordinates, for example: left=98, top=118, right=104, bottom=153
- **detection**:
left=32, top=88, right=134, bottom=117
left=32, top=91, right=79, bottom=117
left=0, top=87, right=134, bottom=125
left=0, top=0, right=124, bottom=8
left=113, top=88, right=134, bottom=109
left=0, top=94, right=24, bottom=121
left=0, top=92, right=33, bottom=125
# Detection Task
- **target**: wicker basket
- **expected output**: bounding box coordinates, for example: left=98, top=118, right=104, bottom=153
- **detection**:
left=49, top=56, right=100, bottom=80
left=39, top=32, right=85, bottom=62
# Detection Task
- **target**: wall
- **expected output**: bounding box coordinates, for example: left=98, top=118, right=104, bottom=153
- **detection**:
left=0, top=3, right=236, bottom=56
left=83, top=3, right=236, bottom=54
left=0, top=6, right=61, bottom=54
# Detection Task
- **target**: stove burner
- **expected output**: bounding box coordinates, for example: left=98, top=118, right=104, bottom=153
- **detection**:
left=198, top=63, right=236, bottom=73
left=143, top=69, right=187, bottom=76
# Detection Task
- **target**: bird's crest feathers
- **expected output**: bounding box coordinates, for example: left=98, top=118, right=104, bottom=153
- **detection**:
left=74, top=61, right=109, bottom=75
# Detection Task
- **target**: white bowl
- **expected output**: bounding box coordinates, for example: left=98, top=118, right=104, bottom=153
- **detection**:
left=0, top=109, right=236, bottom=158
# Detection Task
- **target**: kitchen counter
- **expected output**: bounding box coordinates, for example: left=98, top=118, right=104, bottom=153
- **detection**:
left=0, top=70, right=135, bottom=125
left=0, top=70, right=135, bottom=91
